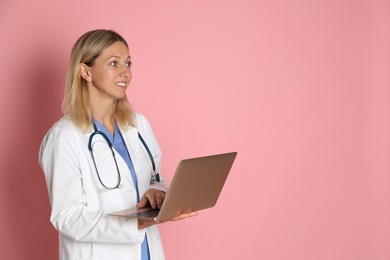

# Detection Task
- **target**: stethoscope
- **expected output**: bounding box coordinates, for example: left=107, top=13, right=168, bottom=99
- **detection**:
left=88, top=123, right=160, bottom=190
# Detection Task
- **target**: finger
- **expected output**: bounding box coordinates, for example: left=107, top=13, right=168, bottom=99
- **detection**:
left=170, top=211, right=198, bottom=221
left=171, top=213, right=189, bottom=221
left=136, top=196, right=148, bottom=208
left=188, top=211, right=198, bottom=217
left=147, top=194, right=157, bottom=209
left=155, top=192, right=165, bottom=209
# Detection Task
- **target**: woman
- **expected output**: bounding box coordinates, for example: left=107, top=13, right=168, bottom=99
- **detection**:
left=39, top=29, right=195, bottom=260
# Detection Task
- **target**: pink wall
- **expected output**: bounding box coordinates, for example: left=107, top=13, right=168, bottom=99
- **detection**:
left=0, top=0, right=389, bottom=259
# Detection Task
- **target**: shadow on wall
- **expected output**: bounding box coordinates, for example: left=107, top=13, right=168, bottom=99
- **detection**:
left=3, top=46, right=64, bottom=259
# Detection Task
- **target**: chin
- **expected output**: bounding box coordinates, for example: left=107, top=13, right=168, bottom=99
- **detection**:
left=113, top=90, right=127, bottom=98
left=115, top=93, right=127, bottom=100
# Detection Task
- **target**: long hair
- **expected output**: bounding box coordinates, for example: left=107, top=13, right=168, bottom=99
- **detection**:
left=62, top=29, right=135, bottom=132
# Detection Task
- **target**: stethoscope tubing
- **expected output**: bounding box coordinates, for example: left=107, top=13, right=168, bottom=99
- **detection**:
left=88, top=122, right=160, bottom=190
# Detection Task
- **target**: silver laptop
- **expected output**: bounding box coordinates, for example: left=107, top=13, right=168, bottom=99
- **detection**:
left=108, top=152, right=237, bottom=221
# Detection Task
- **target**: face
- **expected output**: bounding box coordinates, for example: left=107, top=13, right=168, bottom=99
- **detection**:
left=82, top=41, right=132, bottom=105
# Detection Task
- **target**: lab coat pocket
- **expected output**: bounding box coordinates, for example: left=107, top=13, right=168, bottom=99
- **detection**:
left=98, top=186, right=137, bottom=213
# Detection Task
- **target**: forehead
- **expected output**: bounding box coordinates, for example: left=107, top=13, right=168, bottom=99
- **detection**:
left=100, top=41, right=130, bottom=59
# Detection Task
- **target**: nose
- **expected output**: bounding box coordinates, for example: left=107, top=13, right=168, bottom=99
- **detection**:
left=119, top=65, right=131, bottom=78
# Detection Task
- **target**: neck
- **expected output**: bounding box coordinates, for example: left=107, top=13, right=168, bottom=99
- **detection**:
left=90, top=100, right=116, bottom=134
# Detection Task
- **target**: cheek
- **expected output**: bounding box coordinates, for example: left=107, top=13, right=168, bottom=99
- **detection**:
left=96, top=71, right=115, bottom=84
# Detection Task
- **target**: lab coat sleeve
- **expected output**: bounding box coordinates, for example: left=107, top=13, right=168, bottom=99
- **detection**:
left=136, top=113, right=168, bottom=193
left=39, top=126, right=145, bottom=243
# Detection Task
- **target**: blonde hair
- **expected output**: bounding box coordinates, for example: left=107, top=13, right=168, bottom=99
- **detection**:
left=62, top=29, right=135, bottom=132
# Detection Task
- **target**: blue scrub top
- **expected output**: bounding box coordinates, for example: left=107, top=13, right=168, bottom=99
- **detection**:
left=94, top=120, right=150, bottom=260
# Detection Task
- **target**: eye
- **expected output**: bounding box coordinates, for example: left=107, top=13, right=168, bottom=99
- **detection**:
left=109, top=61, right=118, bottom=67
left=125, top=61, right=132, bottom=67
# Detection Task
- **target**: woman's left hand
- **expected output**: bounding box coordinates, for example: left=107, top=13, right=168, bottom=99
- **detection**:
left=137, top=211, right=198, bottom=229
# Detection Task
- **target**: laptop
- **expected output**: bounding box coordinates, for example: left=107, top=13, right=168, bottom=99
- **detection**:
left=108, top=152, right=237, bottom=221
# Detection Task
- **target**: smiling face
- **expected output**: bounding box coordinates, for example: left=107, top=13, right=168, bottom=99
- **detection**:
left=82, top=41, right=132, bottom=107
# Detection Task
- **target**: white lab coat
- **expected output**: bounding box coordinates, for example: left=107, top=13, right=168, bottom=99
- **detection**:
left=39, top=113, right=167, bottom=260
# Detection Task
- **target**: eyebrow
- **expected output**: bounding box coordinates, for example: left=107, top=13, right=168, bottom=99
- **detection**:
left=110, top=55, right=131, bottom=60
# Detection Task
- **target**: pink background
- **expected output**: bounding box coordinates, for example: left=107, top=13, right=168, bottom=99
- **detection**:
left=1, top=0, right=389, bottom=259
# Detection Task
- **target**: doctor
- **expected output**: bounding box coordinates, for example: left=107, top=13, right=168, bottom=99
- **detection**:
left=39, top=29, right=196, bottom=260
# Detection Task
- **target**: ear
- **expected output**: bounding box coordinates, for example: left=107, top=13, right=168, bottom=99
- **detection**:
left=79, top=63, right=92, bottom=82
